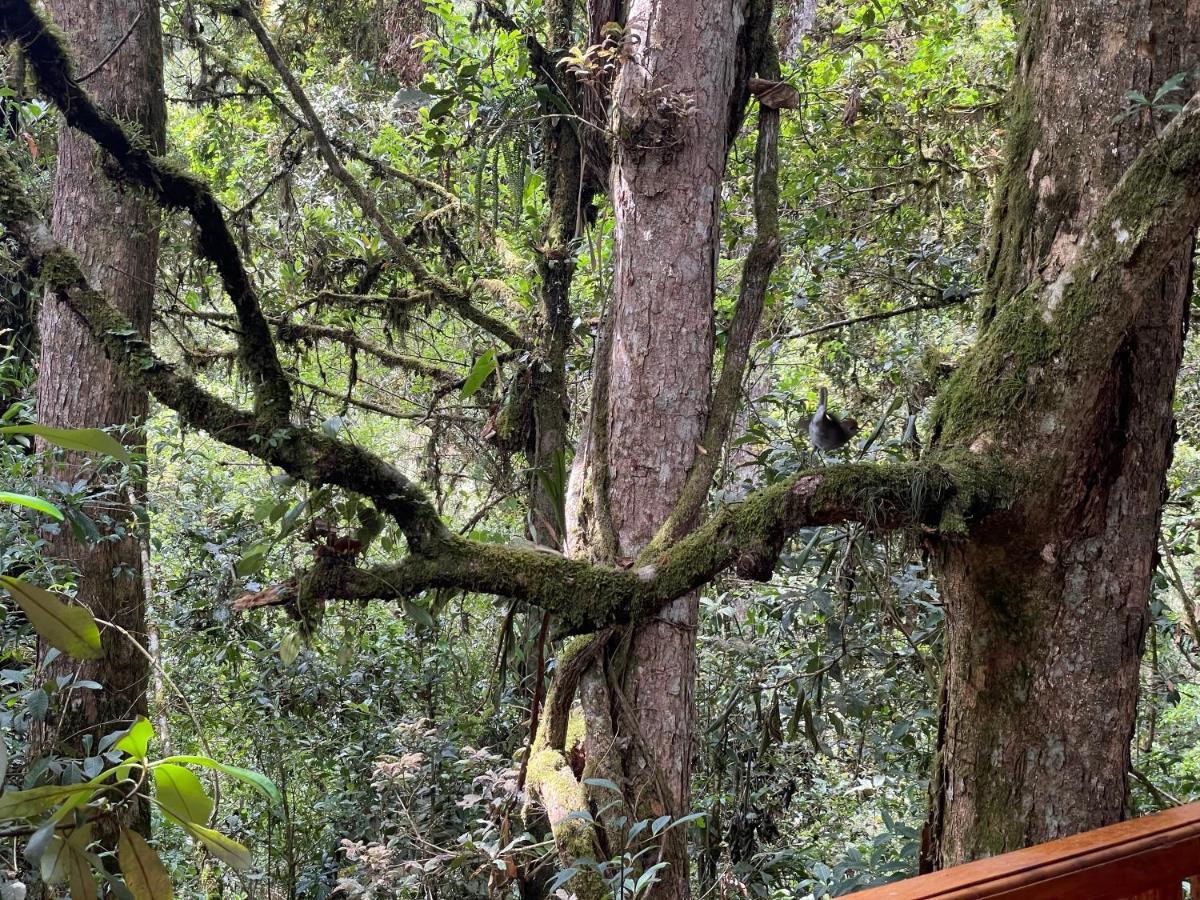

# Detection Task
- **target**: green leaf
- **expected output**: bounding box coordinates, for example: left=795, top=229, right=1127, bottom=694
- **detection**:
left=157, top=756, right=282, bottom=806
left=0, top=577, right=103, bottom=660
left=234, top=551, right=266, bottom=578
left=37, top=832, right=67, bottom=884
left=460, top=349, right=497, bottom=399
left=401, top=599, right=435, bottom=629
left=153, top=764, right=213, bottom=825
left=429, top=95, right=456, bottom=119
left=280, top=631, right=302, bottom=665
left=0, top=425, right=131, bottom=464
left=119, top=828, right=173, bottom=900
left=0, top=492, right=64, bottom=520
left=114, top=717, right=154, bottom=760
left=180, top=822, right=253, bottom=870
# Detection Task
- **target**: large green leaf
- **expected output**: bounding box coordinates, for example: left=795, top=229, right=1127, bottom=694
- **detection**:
left=114, top=717, right=154, bottom=759
left=158, top=756, right=282, bottom=806
left=0, top=783, right=90, bottom=819
left=0, top=425, right=131, bottom=464
left=153, top=764, right=213, bottom=825
left=119, top=827, right=174, bottom=900
left=0, top=492, right=64, bottom=520
left=180, top=822, right=252, bottom=870
left=460, top=348, right=497, bottom=399
left=0, top=577, right=103, bottom=660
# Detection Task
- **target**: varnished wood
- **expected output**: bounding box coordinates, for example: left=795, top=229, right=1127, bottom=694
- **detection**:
left=845, top=802, right=1200, bottom=899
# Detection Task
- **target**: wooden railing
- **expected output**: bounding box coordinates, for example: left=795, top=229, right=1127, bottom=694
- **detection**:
left=846, top=802, right=1200, bottom=899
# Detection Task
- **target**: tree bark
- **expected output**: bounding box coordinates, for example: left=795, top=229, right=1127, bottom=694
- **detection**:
left=33, top=0, right=165, bottom=839
left=562, top=3, right=750, bottom=896
left=927, top=0, right=1199, bottom=867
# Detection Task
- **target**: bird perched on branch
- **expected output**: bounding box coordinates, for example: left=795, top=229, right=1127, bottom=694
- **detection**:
left=803, top=387, right=859, bottom=452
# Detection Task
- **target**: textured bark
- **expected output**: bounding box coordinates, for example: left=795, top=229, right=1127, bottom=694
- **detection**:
left=564, top=3, right=748, bottom=896
left=33, top=0, right=165, bottom=838
left=929, top=0, right=1199, bottom=867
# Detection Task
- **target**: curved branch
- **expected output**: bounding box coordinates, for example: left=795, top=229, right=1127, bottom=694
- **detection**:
left=303, top=456, right=1010, bottom=633
left=228, top=1, right=530, bottom=351
left=0, top=0, right=293, bottom=421
left=2, top=151, right=1009, bottom=630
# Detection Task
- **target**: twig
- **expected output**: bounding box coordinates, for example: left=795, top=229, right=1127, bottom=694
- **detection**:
left=76, top=10, right=143, bottom=82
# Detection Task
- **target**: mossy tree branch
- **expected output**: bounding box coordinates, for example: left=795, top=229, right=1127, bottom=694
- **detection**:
left=0, top=0, right=294, bottom=423
left=225, top=0, right=529, bottom=351
left=0, top=0, right=1010, bottom=635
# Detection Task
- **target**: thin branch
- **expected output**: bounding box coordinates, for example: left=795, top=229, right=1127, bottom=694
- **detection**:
left=76, top=8, right=142, bottom=82
left=789, top=294, right=972, bottom=341
left=2, top=0, right=293, bottom=421
left=178, top=308, right=458, bottom=382
left=228, top=1, right=529, bottom=350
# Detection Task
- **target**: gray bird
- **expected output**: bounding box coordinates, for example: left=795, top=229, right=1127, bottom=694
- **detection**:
left=803, top=387, right=859, bottom=452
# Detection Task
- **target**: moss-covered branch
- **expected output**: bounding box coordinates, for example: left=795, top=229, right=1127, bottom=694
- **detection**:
left=226, top=0, right=529, bottom=351
left=0, top=0, right=294, bottom=422
left=1, top=148, right=1008, bottom=628
left=301, top=456, right=1010, bottom=632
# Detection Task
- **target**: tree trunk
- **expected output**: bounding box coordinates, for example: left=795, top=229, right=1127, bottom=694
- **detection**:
left=34, top=0, right=165, bottom=839
left=561, top=3, right=748, bottom=897
left=927, top=0, right=1199, bottom=866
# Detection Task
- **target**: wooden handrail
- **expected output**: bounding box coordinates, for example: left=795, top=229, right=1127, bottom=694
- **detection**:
left=845, top=802, right=1200, bottom=899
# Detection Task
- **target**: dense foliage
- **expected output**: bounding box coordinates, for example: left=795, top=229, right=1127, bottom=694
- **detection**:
left=1, top=0, right=1197, bottom=897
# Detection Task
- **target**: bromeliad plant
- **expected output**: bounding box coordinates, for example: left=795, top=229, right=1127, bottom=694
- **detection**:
left=0, top=425, right=280, bottom=897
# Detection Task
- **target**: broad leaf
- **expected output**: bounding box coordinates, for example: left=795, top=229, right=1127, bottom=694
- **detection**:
left=401, top=599, right=434, bottom=629
left=158, top=756, right=282, bottom=806
left=64, top=836, right=97, bottom=900
left=0, top=577, right=103, bottom=660
left=0, top=492, right=63, bottom=520
left=114, top=717, right=154, bottom=759
left=181, top=822, right=252, bottom=870
left=119, top=827, right=174, bottom=900
left=460, top=349, right=497, bottom=399
left=0, top=425, right=131, bottom=464
left=280, top=631, right=302, bottom=665
left=153, top=764, right=213, bottom=825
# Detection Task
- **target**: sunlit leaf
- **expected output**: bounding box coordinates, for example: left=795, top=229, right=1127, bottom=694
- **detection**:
left=0, top=577, right=102, bottom=660
left=114, top=717, right=154, bottom=760
left=0, top=425, right=131, bottom=463
left=460, top=348, right=497, bottom=399
left=180, top=822, right=252, bottom=870
left=154, top=764, right=213, bottom=825
left=158, top=756, right=282, bottom=806
left=0, top=492, right=63, bottom=520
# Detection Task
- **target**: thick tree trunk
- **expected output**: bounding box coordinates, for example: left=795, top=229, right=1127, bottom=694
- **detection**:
left=927, top=0, right=1199, bottom=866
left=34, top=0, right=165, bottom=838
left=560, top=3, right=747, bottom=897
